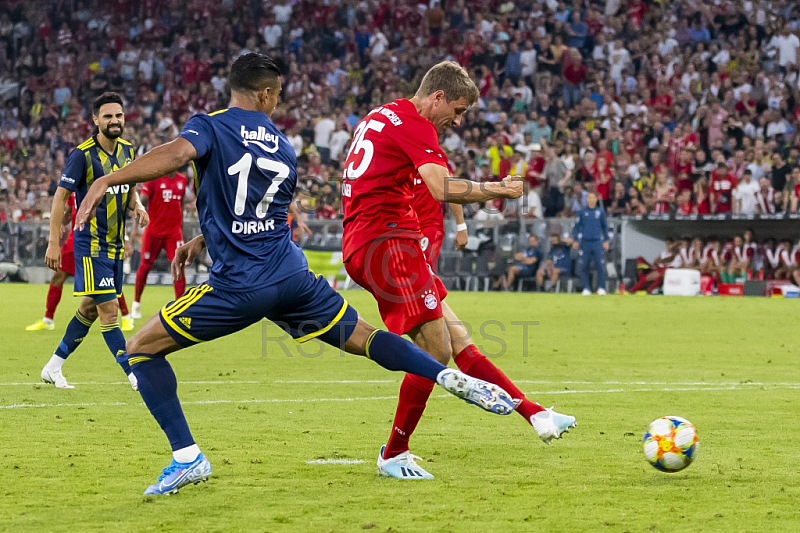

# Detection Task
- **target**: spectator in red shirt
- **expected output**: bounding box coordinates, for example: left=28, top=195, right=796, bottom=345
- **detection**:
left=709, top=162, right=738, bottom=214
left=676, top=189, right=695, bottom=215
left=592, top=154, right=613, bottom=203
left=652, top=82, right=674, bottom=117
left=525, top=144, right=546, bottom=189
left=672, top=146, right=693, bottom=181
left=734, top=89, right=758, bottom=119
left=675, top=170, right=693, bottom=195
left=562, top=48, right=586, bottom=108
left=695, top=176, right=711, bottom=215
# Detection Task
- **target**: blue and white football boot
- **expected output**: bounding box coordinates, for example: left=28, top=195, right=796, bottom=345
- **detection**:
left=436, top=368, right=515, bottom=415
left=143, top=453, right=212, bottom=495
left=377, top=445, right=434, bottom=480
left=531, top=407, right=577, bottom=444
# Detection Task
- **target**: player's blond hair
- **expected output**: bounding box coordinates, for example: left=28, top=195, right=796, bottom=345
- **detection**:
left=416, top=61, right=479, bottom=105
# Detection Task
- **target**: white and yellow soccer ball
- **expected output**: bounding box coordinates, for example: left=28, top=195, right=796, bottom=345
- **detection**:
left=642, top=416, right=699, bottom=472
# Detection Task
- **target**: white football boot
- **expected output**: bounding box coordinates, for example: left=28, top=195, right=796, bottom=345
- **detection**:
left=377, top=445, right=434, bottom=479
left=531, top=408, right=577, bottom=444
left=41, top=366, right=74, bottom=389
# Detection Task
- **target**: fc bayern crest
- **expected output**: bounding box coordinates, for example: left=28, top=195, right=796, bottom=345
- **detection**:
left=423, top=292, right=438, bottom=310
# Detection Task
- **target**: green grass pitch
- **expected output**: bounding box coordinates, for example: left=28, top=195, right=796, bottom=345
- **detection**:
left=1, top=284, right=799, bottom=532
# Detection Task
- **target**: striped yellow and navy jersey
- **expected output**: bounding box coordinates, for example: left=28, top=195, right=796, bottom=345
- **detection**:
left=58, top=135, right=136, bottom=260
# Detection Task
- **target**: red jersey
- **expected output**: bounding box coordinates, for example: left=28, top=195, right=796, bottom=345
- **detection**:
left=412, top=172, right=445, bottom=234
left=342, top=99, right=447, bottom=261
left=141, top=173, right=188, bottom=237
left=709, top=171, right=737, bottom=213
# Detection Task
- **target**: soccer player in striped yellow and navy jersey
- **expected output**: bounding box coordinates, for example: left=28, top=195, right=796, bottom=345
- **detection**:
left=40, top=92, right=149, bottom=389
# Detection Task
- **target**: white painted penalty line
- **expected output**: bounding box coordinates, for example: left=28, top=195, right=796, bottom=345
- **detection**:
left=1, top=379, right=796, bottom=387
left=3, top=384, right=800, bottom=410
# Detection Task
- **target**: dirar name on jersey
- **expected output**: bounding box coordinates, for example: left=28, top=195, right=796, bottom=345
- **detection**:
left=232, top=218, right=276, bottom=235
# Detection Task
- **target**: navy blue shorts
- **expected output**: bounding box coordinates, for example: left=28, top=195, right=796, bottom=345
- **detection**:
left=159, top=269, right=358, bottom=349
left=517, top=264, right=537, bottom=278
left=74, top=255, right=124, bottom=303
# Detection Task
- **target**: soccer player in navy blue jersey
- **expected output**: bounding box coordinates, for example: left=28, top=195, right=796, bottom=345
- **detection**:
left=76, top=53, right=515, bottom=494
left=41, top=92, right=148, bottom=390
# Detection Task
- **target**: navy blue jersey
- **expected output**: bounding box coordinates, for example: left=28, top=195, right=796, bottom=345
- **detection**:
left=548, top=243, right=572, bottom=272
left=179, top=108, right=307, bottom=291
left=59, top=136, right=136, bottom=259
left=572, top=205, right=609, bottom=242
left=518, top=246, right=542, bottom=266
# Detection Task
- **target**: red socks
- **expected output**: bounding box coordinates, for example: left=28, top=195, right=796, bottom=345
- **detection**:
left=174, top=277, right=186, bottom=299
left=454, top=344, right=544, bottom=421
left=628, top=273, right=649, bottom=293
left=118, top=293, right=130, bottom=316
left=134, top=265, right=149, bottom=302
left=383, top=344, right=545, bottom=459
left=136, top=262, right=186, bottom=302
left=45, top=284, right=63, bottom=320
left=382, top=373, right=435, bottom=459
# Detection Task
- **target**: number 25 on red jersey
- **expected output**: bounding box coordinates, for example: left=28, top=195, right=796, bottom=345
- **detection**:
left=342, top=119, right=386, bottom=195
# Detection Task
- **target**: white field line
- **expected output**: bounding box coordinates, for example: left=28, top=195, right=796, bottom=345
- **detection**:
left=0, top=379, right=796, bottom=387
left=274, top=380, right=397, bottom=384
left=2, top=384, right=799, bottom=410
left=305, top=459, right=365, bottom=465
left=0, top=380, right=264, bottom=386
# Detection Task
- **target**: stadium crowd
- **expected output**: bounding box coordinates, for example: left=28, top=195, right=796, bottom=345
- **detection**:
left=2, top=0, right=800, bottom=225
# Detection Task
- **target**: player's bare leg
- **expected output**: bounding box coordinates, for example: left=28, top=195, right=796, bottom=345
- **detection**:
left=51, top=270, right=69, bottom=287
left=549, top=267, right=562, bottom=291
left=535, top=265, right=547, bottom=291
left=506, top=265, right=521, bottom=289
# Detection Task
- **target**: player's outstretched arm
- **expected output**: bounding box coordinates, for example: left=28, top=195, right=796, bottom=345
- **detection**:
left=419, top=163, right=523, bottom=204
left=76, top=138, right=197, bottom=230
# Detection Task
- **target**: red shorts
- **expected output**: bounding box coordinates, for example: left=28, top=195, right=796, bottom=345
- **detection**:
left=420, top=228, right=444, bottom=273
left=59, top=237, right=75, bottom=276
left=345, top=237, right=448, bottom=335
left=140, top=230, right=183, bottom=268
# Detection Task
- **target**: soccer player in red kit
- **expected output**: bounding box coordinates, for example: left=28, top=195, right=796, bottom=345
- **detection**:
left=131, top=171, right=191, bottom=319
left=27, top=193, right=135, bottom=331
left=342, top=61, right=576, bottom=480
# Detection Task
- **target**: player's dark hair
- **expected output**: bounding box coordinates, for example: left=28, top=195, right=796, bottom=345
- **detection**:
left=417, top=61, right=480, bottom=106
left=92, top=92, right=124, bottom=115
left=229, top=53, right=281, bottom=93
